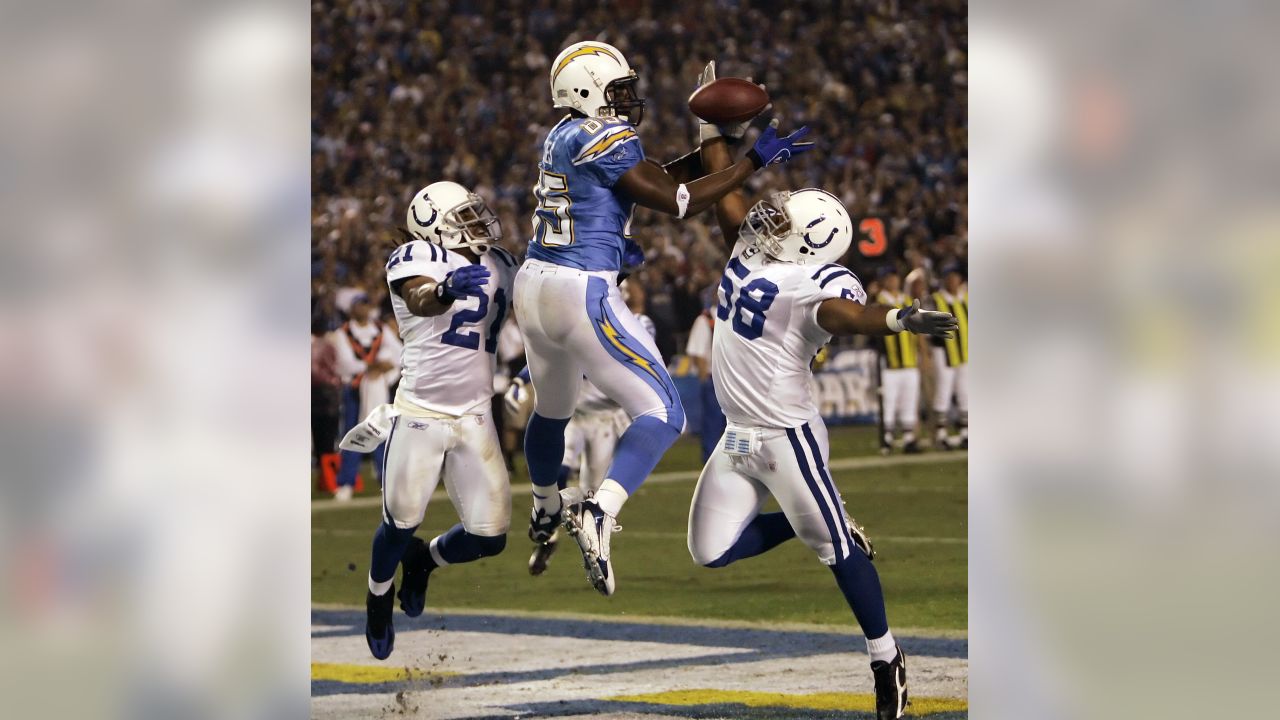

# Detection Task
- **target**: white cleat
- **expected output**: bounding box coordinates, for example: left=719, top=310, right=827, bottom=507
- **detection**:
left=562, top=498, right=617, bottom=596
left=334, top=485, right=354, bottom=502
left=846, top=516, right=876, bottom=560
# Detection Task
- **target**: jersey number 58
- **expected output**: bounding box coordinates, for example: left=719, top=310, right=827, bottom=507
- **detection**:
left=717, top=258, right=779, bottom=341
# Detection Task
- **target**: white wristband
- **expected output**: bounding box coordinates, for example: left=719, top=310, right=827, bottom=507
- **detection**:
left=675, top=183, right=691, bottom=219
left=886, top=308, right=906, bottom=333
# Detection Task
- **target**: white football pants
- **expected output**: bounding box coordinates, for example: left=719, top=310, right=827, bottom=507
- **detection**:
left=380, top=410, right=511, bottom=535
left=513, top=260, right=684, bottom=430
left=881, top=367, right=921, bottom=431
left=688, top=417, right=859, bottom=567
left=930, top=348, right=969, bottom=414
left=562, top=409, right=628, bottom=494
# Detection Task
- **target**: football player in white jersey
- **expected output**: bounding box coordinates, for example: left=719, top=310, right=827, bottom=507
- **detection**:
left=689, top=93, right=956, bottom=719
left=348, top=180, right=520, bottom=661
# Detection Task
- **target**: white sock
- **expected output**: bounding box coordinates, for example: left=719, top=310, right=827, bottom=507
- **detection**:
left=428, top=536, right=450, bottom=568
left=593, top=479, right=629, bottom=517
left=368, top=574, right=393, bottom=596
left=866, top=631, right=898, bottom=664
left=533, top=486, right=562, bottom=514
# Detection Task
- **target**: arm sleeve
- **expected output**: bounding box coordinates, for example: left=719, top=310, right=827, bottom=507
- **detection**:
left=572, top=124, right=644, bottom=187
left=386, top=241, right=452, bottom=292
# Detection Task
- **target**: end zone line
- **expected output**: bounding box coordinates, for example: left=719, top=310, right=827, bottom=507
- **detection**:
left=313, top=451, right=967, bottom=513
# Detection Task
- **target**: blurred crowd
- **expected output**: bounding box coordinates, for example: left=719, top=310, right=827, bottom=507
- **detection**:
left=312, top=0, right=967, bottom=358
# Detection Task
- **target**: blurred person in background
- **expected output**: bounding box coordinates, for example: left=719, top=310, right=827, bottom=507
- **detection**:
left=330, top=295, right=401, bottom=500
left=875, top=267, right=923, bottom=454
left=312, top=319, right=342, bottom=485
left=685, top=297, right=726, bottom=462
left=927, top=264, right=968, bottom=450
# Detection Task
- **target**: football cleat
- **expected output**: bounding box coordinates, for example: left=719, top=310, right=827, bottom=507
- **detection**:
left=902, top=439, right=922, bottom=454
left=365, top=583, right=396, bottom=660
left=397, top=537, right=431, bottom=617
left=562, top=498, right=618, bottom=596
left=528, top=530, right=560, bottom=576
left=871, top=645, right=909, bottom=720
left=846, top=516, right=877, bottom=560
left=528, top=503, right=562, bottom=544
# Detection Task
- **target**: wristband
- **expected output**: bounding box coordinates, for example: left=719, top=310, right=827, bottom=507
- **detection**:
left=675, top=184, right=691, bottom=219
left=746, top=147, right=765, bottom=170
left=886, top=308, right=906, bottom=333
left=434, top=281, right=456, bottom=305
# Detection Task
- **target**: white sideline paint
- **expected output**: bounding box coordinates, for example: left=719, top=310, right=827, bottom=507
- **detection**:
left=312, top=451, right=967, bottom=514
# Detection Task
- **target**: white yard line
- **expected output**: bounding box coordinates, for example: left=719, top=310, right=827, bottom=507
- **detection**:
left=312, top=451, right=966, bottom=513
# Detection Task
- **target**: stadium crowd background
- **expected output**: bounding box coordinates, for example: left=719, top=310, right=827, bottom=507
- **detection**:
left=311, top=0, right=967, bottom=392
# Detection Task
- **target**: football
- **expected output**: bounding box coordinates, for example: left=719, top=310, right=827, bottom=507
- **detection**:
left=688, top=77, right=770, bottom=125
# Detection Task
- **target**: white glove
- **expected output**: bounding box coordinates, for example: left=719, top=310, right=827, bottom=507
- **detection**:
left=503, top=376, right=528, bottom=416
left=695, top=61, right=763, bottom=143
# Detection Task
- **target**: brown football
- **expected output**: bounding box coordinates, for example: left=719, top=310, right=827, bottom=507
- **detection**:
left=688, top=78, right=770, bottom=125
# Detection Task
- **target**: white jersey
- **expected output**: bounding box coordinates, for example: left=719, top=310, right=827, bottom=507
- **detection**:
left=711, top=244, right=866, bottom=428
left=386, top=241, right=519, bottom=416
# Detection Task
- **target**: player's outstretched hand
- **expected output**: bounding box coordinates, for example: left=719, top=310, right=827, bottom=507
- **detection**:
left=695, top=61, right=768, bottom=143
left=896, top=299, right=958, bottom=339
left=442, top=264, right=490, bottom=300
left=747, top=119, right=815, bottom=169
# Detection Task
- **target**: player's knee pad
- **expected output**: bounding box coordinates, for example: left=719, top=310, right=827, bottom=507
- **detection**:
left=473, top=533, right=507, bottom=558
left=687, top=538, right=728, bottom=568
left=634, top=404, right=686, bottom=435
left=795, top=525, right=839, bottom=565
left=383, top=496, right=427, bottom=530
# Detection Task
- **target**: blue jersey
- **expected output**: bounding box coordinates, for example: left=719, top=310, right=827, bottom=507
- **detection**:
left=526, top=115, right=643, bottom=271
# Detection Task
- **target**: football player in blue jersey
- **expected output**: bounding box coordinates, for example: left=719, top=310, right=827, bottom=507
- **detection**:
left=515, top=40, right=816, bottom=595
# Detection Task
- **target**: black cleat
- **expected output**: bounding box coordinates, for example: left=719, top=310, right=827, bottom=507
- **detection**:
left=872, top=646, right=909, bottom=719
left=528, top=503, right=562, bottom=544
left=902, top=440, right=921, bottom=454
left=397, top=537, right=431, bottom=617
left=365, top=583, right=396, bottom=660
left=528, top=530, right=560, bottom=576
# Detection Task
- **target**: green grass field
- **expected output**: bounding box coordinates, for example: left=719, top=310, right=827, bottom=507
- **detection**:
left=312, top=426, right=966, bottom=632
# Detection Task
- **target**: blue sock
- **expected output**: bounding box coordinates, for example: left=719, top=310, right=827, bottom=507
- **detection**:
left=431, top=523, right=507, bottom=567
left=829, top=551, right=890, bottom=639
left=556, top=464, right=571, bottom=491
left=369, top=520, right=418, bottom=584
left=705, top=512, right=797, bottom=568
left=524, top=413, right=570, bottom=490
left=604, top=415, right=681, bottom=494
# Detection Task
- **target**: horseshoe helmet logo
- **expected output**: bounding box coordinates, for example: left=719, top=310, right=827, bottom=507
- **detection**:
left=802, top=215, right=837, bottom=248
left=411, top=199, right=438, bottom=229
